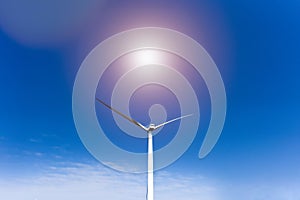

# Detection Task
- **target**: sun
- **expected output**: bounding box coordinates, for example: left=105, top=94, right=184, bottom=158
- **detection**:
left=133, top=49, right=163, bottom=66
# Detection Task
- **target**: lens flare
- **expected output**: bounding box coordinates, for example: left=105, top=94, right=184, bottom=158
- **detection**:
left=72, top=27, right=226, bottom=173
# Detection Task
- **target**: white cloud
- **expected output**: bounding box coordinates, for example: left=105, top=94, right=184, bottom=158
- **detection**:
left=1, top=162, right=299, bottom=200
left=0, top=162, right=219, bottom=200
left=29, top=138, right=41, bottom=143
left=220, top=181, right=300, bottom=200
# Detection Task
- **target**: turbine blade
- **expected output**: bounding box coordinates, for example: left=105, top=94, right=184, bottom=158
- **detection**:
left=154, top=114, right=193, bottom=130
left=96, top=98, right=148, bottom=132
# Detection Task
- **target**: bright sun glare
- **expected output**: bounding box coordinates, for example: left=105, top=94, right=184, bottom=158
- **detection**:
left=134, top=49, right=162, bottom=66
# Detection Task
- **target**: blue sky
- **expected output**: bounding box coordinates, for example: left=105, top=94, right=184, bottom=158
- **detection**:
left=0, top=0, right=300, bottom=199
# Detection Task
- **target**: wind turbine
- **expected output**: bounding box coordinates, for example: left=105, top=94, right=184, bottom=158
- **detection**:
left=96, top=98, right=192, bottom=200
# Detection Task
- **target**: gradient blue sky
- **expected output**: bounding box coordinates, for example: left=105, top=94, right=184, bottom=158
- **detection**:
left=0, top=0, right=299, bottom=199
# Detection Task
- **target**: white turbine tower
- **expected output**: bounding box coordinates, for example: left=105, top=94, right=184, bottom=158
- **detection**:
left=96, top=98, right=192, bottom=200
